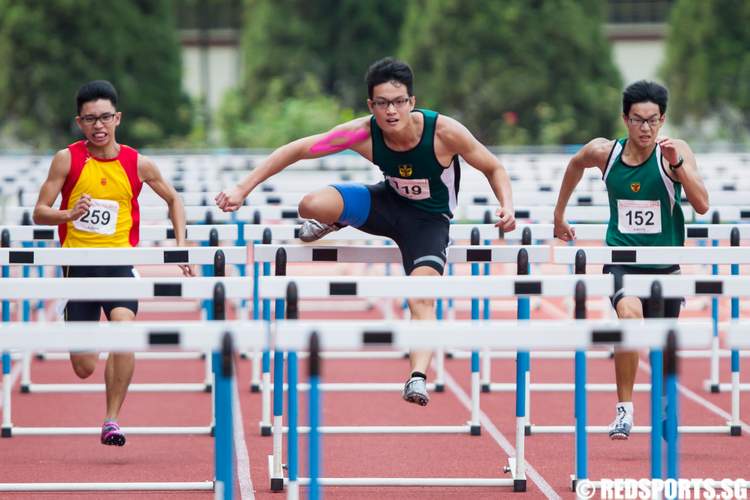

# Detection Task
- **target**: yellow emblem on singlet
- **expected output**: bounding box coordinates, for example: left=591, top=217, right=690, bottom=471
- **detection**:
left=630, top=182, right=641, bottom=193
left=398, top=164, right=413, bottom=177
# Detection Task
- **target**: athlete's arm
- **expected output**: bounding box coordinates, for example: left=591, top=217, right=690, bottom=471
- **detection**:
left=215, top=117, right=372, bottom=212
left=33, top=149, right=91, bottom=225
left=658, top=137, right=709, bottom=215
left=436, top=116, right=516, bottom=231
left=553, top=138, right=613, bottom=240
left=139, top=155, right=194, bottom=276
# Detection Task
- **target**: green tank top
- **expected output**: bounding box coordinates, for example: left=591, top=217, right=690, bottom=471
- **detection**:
left=604, top=138, right=684, bottom=266
left=370, top=109, right=460, bottom=216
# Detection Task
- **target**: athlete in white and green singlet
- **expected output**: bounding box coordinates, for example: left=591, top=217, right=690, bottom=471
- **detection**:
left=553, top=80, right=709, bottom=440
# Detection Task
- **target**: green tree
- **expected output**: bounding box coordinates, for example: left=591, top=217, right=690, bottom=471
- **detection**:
left=662, top=0, right=750, bottom=141
left=240, top=0, right=404, bottom=112
left=399, top=0, right=622, bottom=145
left=219, top=75, right=353, bottom=148
left=0, top=0, right=191, bottom=149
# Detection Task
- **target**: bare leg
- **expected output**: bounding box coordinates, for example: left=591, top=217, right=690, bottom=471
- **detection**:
left=613, top=297, right=643, bottom=402
left=104, top=307, right=136, bottom=420
left=298, top=187, right=344, bottom=223
left=70, top=352, right=98, bottom=379
left=407, top=266, right=440, bottom=374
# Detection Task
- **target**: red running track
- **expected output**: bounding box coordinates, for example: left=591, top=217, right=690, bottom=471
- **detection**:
left=1, top=294, right=749, bottom=499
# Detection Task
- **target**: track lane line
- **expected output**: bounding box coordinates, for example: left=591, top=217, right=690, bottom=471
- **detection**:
left=233, top=379, right=255, bottom=499
left=443, top=370, right=561, bottom=499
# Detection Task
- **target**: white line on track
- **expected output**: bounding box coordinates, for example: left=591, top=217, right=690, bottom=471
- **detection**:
left=638, top=359, right=750, bottom=434
left=233, top=379, right=255, bottom=499
left=443, top=370, right=561, bottom=500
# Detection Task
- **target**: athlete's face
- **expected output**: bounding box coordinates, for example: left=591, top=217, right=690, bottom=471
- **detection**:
left=76, top=99, right=121, bottom=148
left=368, top=81, right=415, bottom=133
left=623, top=101, right=664, bottom=149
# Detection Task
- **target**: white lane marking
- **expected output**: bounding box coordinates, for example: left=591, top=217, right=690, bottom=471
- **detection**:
left=444, top=371, right=561, bottom=499
left=233, top=379, right=255, bottom=499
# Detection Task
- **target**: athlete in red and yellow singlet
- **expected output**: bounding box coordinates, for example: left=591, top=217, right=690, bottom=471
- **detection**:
left=33, top=80, right=192, bottom=447
left=59, top=140, right=142, bottom=248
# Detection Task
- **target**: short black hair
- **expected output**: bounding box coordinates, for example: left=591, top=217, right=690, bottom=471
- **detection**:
left=365, top=57, right=414, bottom=99
left=622, top=80, right=668, bottom=116
left=76, top=80, right=118, bottom=114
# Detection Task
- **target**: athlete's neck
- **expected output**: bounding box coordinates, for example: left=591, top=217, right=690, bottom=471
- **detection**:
left=86, top=141, right=121, bottom=160
left=622, top=139, right=655, bottom=165
left=382, top=112, right=423, bottom=151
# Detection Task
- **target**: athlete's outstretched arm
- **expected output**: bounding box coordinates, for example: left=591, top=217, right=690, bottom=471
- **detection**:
left=553, top=138, right=613, bottom=241
left=139, top=155, right=194, bottom=276
left=215, top=117, right=372, bottom=212
left=33, top=149, right=92, bottom=225
left=437, top=116, right=516, bottom=231
left=658, top=137, right=709, bottom=214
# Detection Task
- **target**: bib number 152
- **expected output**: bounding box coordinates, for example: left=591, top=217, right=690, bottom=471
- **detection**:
left=617, top=199, right=661, bottom=234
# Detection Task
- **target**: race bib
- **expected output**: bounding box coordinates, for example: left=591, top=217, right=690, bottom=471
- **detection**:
left=386, top=176, right=430, bottom=200
left=617, top=199, right=661, bottom=234
left=72, top=198, right=119, bottom=235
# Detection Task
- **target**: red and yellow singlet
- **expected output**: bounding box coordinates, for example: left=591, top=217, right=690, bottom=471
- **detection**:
left=58, top=140, right=142, bottom=248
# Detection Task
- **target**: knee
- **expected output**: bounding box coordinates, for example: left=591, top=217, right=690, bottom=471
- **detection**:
left=616, top=304, right=642, bottom=320
left=408, top=298, right=435, bottom=319
left=298, top=193, right=322, bottom=220
left=72, top=361, right=96, bottom=379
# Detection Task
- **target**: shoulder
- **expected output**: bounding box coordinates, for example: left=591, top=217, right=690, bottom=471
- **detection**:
left=334, top=115, right=372, bottom=133
left=50, top=148, right=72, bottom=171
left=578, top=137, right=616, bottom=164
left=433, top=113, right=473, bottom=149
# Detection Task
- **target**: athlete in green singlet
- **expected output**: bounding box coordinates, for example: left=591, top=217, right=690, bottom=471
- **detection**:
left=217, top=58, right=516, bottom=407
left=553, top=80, right=709, bottom=440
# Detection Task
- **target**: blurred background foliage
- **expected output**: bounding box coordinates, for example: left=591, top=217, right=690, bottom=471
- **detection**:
left=0, top=0, right=192, bottom=150
left=0, top=0, right=747, bottom=150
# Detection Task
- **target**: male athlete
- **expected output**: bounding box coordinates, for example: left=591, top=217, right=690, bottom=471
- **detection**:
left=216, top=57, right=516, bottom=406
left=554, top=80, right=709, bottom=439
left=33, top=80, right=193, bottom=446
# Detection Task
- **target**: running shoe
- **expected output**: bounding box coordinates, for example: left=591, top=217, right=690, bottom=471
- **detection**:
left=608, top=406, right=632, bottom=440
left=298, top=220, right=343, bottom=242
left=101, top=421, right=126, bottom=446
left=402, top=376, right=429, bottom=406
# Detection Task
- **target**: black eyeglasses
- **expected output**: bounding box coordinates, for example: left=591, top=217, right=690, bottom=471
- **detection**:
left=627, top=115, right=661, bottom=128
left=80, top=112, right=116, bottom=125
left=370, top=96, right=411, bottom=110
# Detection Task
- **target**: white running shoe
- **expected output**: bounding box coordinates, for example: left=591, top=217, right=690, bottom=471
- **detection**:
left=608, top=405, right=633, bottom=440
left=298, top=220, right=343, bottom=242
left=402, top=376, right=429, bottom=406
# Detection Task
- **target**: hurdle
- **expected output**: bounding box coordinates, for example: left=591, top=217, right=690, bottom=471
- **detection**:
left=0, top=245, right=246, bottom=394
left=558, top=241, right=750, bottom=391
left=253, top=243, right=553, bottom=430
left=624, top=273, right=750, bottom=436
left=259, top=273, right=613, bottom=443
left=0, top=275, right=254, bottom=437
left=0, top=320, right=244, bottom=497
left=267, top=316, right=712, bottom=497
left=544, top=245, right=750, bottom=436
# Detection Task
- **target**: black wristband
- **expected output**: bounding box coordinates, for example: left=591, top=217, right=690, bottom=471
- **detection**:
left=669, top=155, right=684, bottom=171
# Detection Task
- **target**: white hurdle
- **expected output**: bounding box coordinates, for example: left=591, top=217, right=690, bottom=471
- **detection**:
left=0, top=320, right=259, bottom=496
left=269, top=318, right=713, bottom=496
left=0, top=276, right=253, bottom=438
left=0, top=246, right=247, bottom=394
left=258, top=272, right=614, bottom=467
left=252, top=244, right=555, bottom=434
left=624, top=274, right=749, bottom=436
